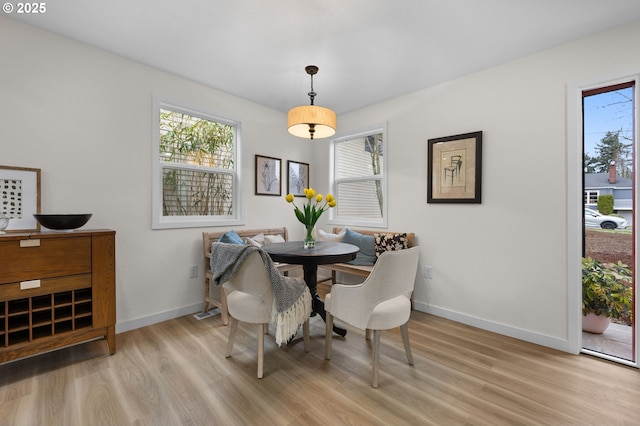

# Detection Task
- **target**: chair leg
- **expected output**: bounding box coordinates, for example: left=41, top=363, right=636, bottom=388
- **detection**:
left=372, top=329, right=381, bottom=388
left=225, top=317, right=238, bottom=358
left=365, top=329, right=372, bottom=340
left=202, top=282, right=209, bottom=313
left=324, top=313, right=334, bottom=360
left=400, top=322, right=414, bottom=365
left=257, top=323, right=265, bottom=379
left=303, top=319, right=310, bottom=353
left=220, top=290, right=229, bottom=326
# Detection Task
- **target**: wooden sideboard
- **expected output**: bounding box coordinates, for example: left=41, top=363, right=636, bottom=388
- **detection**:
left=0, top=229, right=115, bottom=363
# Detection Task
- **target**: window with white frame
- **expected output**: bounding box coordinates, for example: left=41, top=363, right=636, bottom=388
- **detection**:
left=330, top=125, right=387, bottom=227
left=152, top=100, right=243, bottom=229
left=584, top=190, right=599, bottom=206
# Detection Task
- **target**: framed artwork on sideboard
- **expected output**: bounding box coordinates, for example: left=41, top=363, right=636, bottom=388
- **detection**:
left=0, top=165, right=41, bottom=232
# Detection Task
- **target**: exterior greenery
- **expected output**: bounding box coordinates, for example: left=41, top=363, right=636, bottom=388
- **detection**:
left=365, top=134, right=383, bottom=216
left=584, top=130, right=633, bottom=177
left=159, top=109, right=234, bottom=216
left=582, top=256, right=633, bottom=320
left=597, top=194, right=614, bottom=215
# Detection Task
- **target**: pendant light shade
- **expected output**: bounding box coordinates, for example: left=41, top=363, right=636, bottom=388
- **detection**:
left=287, top=105, right=336, bottom=139
left=288, top=65, right=336, bottom=140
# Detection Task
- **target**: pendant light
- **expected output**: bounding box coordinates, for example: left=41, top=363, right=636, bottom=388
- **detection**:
left=287, top=65, right=336, bottom=140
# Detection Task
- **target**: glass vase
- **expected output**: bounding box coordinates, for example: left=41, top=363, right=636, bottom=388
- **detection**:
left=0, top=213, right=9, bottom=234
left=303, top=225, right=316, bottom=249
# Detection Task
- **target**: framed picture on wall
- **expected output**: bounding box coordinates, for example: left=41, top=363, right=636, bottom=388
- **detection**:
left=427, top=131, right=482, bottom=203
left=255, top=155, right=281, bottom=196
left=287, top=160, right=309, bottom=197
left=0, top=165, right=41, bottom=232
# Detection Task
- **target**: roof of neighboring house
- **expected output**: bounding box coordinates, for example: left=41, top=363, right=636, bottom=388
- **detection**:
left=584, top=173, right=632, bottom=188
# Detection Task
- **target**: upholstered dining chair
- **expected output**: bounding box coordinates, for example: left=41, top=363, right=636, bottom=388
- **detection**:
left=223, top=250, right=310, bottom=379
left=324, top=246, right=420, bottom=387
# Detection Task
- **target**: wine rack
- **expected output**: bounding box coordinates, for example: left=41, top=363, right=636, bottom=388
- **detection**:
left=0, top=287, right=94, bottom=347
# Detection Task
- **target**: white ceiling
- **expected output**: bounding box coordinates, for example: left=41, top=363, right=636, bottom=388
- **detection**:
left=9, top=0, right=640, bottom=114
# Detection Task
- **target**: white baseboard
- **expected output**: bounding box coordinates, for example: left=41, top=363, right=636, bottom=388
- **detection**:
left=413, top=301, right=577, bottom=354
left=116, top=300, right=576, bottom=355
left=115, top=302, right=204, bottom=334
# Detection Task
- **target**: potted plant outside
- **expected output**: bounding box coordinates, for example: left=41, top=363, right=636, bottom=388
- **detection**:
left=582, top=257, right=633, bottom=334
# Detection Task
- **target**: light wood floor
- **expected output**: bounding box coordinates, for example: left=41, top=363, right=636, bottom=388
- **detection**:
left=1, top=308, right=639, bottom=425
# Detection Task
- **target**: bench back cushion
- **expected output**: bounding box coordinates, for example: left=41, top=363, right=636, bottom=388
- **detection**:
left=331, top=228, right=415, bottom=247
left=342, top=227, right=377, bottom=265
left=203, top=227, right=289, bottom=258
left=327, top=227, right=415, bottom=265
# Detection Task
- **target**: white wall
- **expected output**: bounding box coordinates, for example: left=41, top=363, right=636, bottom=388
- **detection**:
left=314, top=20, right=640, bottom=352
left=0, top=17, right=310, bottom=332
left=3, top=16, right=639, bottom=353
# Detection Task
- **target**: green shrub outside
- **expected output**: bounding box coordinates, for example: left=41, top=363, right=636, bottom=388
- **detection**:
left=597, top=194, right=614, bottom=215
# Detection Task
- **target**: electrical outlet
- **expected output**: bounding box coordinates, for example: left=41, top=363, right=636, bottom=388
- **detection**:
left=189, top=265, right=198, bottom=278
left=423, top=265, right=432, bottom=279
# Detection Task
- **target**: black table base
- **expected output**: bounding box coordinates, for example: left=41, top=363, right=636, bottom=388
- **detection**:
left=303, top=264, right=347, bottom=337
left=262, top=241, right=359, bottom=338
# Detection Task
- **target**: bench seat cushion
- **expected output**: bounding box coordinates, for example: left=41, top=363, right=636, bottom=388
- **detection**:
left=325, top=263, right=373, bottom=277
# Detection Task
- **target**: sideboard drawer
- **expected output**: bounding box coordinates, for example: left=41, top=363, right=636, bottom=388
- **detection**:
left=0, top=237, right=91, bottom=285
left=0, top=274, right=91, bottom=301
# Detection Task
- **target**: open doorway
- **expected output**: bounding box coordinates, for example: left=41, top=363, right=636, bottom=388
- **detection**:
left=581, top=81, right=635, bottom=363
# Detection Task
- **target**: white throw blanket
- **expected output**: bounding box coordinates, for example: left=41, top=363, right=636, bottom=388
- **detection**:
left=210, top=243, right=311, bottom=345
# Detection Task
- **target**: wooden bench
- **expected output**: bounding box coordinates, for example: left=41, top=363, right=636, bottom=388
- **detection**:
left=203, top=227, right=300, bottom=325
left=318, top=227, right=415, bottom=285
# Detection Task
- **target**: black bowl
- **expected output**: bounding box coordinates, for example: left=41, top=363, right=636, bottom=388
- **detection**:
left=34, top=214, right=92, bottom=230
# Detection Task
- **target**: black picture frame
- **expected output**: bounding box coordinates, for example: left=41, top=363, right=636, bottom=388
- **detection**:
left=255, top=155, right=281, bottom=196
left=427, top=131, right=482, bottom=203
left=287, top=160, right=309, bottom=197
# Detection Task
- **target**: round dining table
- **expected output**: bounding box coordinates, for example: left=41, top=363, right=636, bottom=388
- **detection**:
left=262, top=241, right=359, bottom=336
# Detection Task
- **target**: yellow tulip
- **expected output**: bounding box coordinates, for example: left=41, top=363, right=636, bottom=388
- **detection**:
left=306, top=188, right=316, bottom=199
left=328, top=200, right=337, bottom=208
left=316, top=194, right=323, bottom=203
left=326, top=194, right=334, bottom=202
left=285, top=193, right=294, bottom=203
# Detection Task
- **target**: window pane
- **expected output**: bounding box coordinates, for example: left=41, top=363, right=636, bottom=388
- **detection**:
left=584, top=190, right=599, bottom=205
left=336, top=180, right=383, bottom=219
left=162, top=168, right=233, bottom=216
left=159, top=109, right=234, bottom=169
left=335, top=134, right=383, bottom=179
left=153, top=101, right=241, bottom=229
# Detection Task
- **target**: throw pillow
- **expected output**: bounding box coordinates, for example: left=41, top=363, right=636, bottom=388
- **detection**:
left=342, top=228, right=376, bottom=265
left=217, top=230, right=244, bottom=245
left=264, top=234, right=285, bottom=245
left=245, top=237, right=262, bottom=247
left=250, top=233, right=265, bottom=245
left=317, top=228, right=346, bottom=242
left=374, top=233, right=409, bottom=258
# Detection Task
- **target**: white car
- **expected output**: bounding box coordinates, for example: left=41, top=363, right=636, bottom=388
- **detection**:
left=584, top=208, right=627, bottom=230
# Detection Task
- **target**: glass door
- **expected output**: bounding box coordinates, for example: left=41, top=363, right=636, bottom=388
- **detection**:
left=581, top=81, right=636, bottom=364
